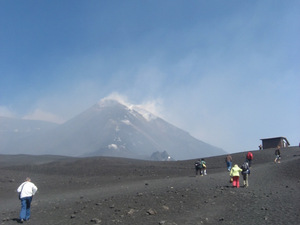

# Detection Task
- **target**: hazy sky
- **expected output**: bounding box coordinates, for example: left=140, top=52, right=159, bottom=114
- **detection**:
left=1, top=0, right=299, bottom=153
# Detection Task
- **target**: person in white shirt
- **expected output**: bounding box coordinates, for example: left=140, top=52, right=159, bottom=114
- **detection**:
left=17, top=177, right=38, bottom=223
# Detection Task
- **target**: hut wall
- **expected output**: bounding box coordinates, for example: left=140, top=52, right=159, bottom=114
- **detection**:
left=262, top=138, right=282, bottom=149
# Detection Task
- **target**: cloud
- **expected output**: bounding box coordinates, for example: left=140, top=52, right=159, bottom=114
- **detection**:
left=102, top=92, right=164, bottom=118
left=102, top=92, right=130, bottom=106
left=138, top=100, right=164, bottom=115
left=22, top=109, right=65, bottom=124
left=0, top=106, right=16, bottom=118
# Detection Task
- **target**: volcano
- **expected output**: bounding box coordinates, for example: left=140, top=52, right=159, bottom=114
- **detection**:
left=0, top=99, right=225, bottom=160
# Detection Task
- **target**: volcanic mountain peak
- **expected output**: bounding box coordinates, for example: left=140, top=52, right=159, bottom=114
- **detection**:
left=96, top=97, right=157, bottom=122
left=0, top=97, right=226, bottom=160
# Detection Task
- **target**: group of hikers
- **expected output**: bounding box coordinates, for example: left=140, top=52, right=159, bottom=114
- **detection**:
left=194, top=152, right=252, bottom=188
left=226, top=151, right=252, bottom=188
left=195, top=145, right=283, bottom=189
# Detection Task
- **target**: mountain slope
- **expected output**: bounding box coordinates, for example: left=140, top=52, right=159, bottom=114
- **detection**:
left=36, top=99, right=224, bottom=159
left=0, top=100, right=225, bottom=160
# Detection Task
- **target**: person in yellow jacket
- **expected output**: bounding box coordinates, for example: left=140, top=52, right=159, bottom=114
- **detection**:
left=230, top=164, right=242, bottom=188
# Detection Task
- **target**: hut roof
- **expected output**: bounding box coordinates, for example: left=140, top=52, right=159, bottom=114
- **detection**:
left=260, top=137, right=290, bottom=145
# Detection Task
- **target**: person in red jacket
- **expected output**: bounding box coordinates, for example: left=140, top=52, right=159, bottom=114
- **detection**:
left=246, top=152, right=253, bottom=167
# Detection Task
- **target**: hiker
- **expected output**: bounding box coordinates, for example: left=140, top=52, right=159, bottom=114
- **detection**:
left=225, top=154, right=232, bottom=171
left=274, top=146, right=281, bottom=163
left=259, top=144, right=262, bottom=150
left=200, top=158, right=207, bottom=176
left=17, top=177, right=38, bottom=223
left=241, top=161, right=250, bottom=187
left=246, top=151, right=253, bottom=167
left=194, top=159, right=201, bottom=175
left=230, top=164, right=242, bottom=188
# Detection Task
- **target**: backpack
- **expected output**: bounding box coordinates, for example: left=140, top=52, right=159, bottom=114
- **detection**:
left=201, top=161, right=206, bottom=168
left=247, top=152, right=253, bottom=160
left=241, top=162, right=249, bottom=172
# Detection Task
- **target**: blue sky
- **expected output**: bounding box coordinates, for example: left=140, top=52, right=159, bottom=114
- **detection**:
left=1, top=0, right=299, bottom=153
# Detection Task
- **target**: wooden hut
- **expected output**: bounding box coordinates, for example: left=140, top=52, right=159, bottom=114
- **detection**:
left=260, top=137, right=290, bottom=149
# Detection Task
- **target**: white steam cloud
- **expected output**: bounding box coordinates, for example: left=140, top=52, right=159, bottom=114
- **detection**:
left=102, top=92, right=164, bottom=120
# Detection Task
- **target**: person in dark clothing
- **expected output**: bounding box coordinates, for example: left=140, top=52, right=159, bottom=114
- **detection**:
left=195, top=159, right=201, bottom=176
left=241, top=161, right=250, bottom=187
left=274, top=146, right=281, bottom=163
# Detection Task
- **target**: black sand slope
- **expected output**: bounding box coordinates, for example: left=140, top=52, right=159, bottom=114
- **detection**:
left=1, top=147, right=299, bottom=225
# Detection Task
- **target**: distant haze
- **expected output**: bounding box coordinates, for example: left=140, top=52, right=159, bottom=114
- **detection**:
left=0, top=98, right=225, bottom=160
